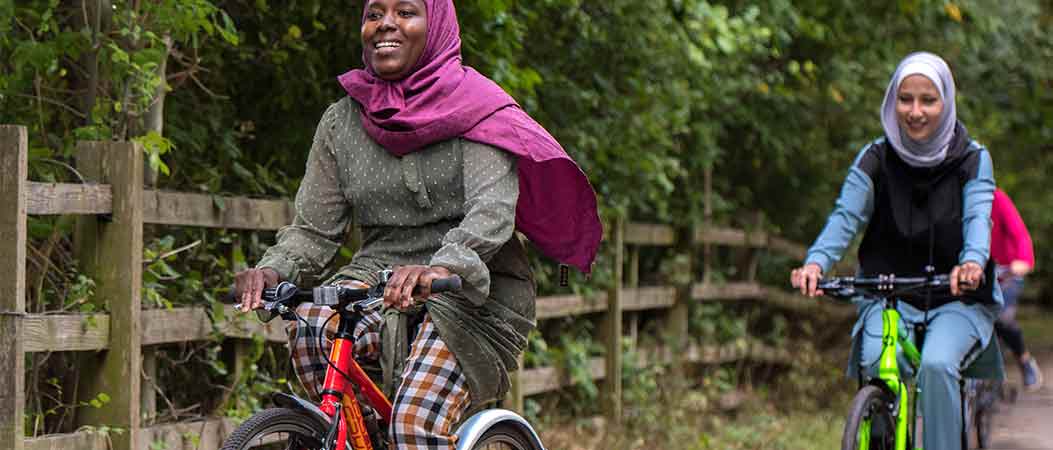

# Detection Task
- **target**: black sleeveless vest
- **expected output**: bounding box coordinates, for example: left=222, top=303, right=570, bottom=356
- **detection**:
left=856, top=123, right=996, bottom=309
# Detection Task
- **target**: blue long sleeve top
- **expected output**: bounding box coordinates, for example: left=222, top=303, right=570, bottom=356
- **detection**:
left=804, top=138, right=996, bottom=274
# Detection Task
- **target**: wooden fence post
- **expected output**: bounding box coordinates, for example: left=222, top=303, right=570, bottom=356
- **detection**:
left=702, top=165, right=713, bottom=284
left=627, top=245, right=640, bottom=354
left=601, top=217, right=624, bottom=423
left=0, top=125, right=28, bottom=450
left=504, top=353, right=525, bottom=415
left=738, top=211, right=764, bottom=282
left=74, top=141, right=144, bottom=450
left=667, top=226, right=693, bottom=375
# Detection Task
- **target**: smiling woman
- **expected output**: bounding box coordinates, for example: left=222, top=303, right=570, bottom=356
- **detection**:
left=232, top=0, right=602, bottom=448
left=895, top=74, right=944, bottom=142
left=363, top=0, right=428, bottom=80
left=790, top=52, right=1000, bottom=450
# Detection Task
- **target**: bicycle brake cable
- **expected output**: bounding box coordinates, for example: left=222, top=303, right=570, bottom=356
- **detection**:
left=318, top=310, right=357, bottom=385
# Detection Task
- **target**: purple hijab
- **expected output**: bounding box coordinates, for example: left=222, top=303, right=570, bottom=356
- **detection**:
left=338, top=0, right=601, bottom=273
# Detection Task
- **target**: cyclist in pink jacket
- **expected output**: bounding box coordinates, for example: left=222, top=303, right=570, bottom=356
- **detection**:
left=991, top=188, right=1043, bottom=390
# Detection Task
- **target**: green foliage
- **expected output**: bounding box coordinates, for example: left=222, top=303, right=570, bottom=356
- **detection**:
left=690, top=303, right=749, bottom=344
left=7, top=0, right=1053, bottom=435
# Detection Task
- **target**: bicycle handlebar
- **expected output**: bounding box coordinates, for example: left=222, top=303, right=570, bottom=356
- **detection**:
left=816, top=273, right=952, bottom=299
left=253, top=272, right=462, bottom=323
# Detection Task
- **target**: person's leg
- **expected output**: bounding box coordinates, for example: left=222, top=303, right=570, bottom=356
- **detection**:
left=858, top=304, right=887, bottom=380
left=996, top=277, right=1027, bottom=358
left=287, top=303, right=383, bottom=400
left=996, top=277, right=1043, bottom=390
left=995, top=307, right=1026, bottom=357
left=390, top=317, right=472, bottom=450
left=858, top=303, right=914, bottom=380
left=918, top=311, right=983, bottom=450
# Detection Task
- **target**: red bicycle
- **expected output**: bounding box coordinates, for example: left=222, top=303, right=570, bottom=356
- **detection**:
left=220, top=269, right=545, bottom=450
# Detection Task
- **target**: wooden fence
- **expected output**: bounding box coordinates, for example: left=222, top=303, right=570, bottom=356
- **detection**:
left=0, top=125, right=838, bottom=450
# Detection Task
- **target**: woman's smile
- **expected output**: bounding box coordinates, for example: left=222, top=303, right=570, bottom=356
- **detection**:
left=896, top=74, right=944, bottom=142
left=362, top=0, right=428, bottom=80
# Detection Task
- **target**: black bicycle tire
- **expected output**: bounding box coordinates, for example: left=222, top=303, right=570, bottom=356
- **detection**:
left=842, top=385, right=896, bottom=450
left=966, top=379, right=997, bottom=449
left=976, top=407, right=992, bottom=449
left=974, top=385, right=994, bottom=449
left=469, top=423, right=542, bottom=450
left=220, top=407, right=327, bottom=450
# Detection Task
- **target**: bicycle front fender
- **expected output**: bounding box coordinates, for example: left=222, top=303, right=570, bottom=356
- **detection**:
left=454, top=409, right=546, bottom=450
left=272, top=392, right=333, bottom=430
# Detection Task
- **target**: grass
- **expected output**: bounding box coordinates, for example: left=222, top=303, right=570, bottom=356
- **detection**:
left=695, top=409, right=844, bottom=449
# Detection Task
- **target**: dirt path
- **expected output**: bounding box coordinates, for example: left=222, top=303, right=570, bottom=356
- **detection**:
left=986, top=349, right=1053, bottom=449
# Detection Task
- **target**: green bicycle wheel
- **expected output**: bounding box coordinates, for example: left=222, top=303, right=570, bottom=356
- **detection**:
left=842, top=385, right=897, bottom=450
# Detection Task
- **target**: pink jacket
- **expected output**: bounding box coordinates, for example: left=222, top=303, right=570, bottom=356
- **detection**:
left=990, top=188, right=1035, bottom=267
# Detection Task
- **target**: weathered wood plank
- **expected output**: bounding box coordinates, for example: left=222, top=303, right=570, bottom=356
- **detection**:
left=140, top=307, right=219, bottom=346
left=535, top=293, right=606, bottom=319
left=623, top=222, right=675, bottom=246
left=505, top=354, right=525, bottom=415
left=210, top=306, right=289, bottom=343
left=26, top=181, right=111, bottom=215
left=602, top=218, right=624, bottom=422
left=24, top=314, right=110, bottom=352
left=138, top=417, right=239, bottom=450
left=519, top=341, right=793, bottom=397
left=768, top=236, right=808, bottom=260
left=24, top=306, right=287, bottom=353
left=666, top=226, right=694, bottom=378
left=694, top=225, right=767, bottom=248
left=24, top=431, right=107, bottom=450
left=74, top=141, right=144, bottom=450
left=23, top=418, right=240, bottom=450
left=0, top=125, right=28, bottom=450
left=758, top=287, right=855, bottom=319
left=20, top=288, right=843, bottom=354
left=24, top=182, right=293, bottom=231
left=521, top=357, right=606, bottom=397
left=143, top=190, right=293, bottom=230
left=535, top=287, right=676, bottom=319
left=691, top=282, right=767, bottom=300
left=621, top=286, right=677, bottom=311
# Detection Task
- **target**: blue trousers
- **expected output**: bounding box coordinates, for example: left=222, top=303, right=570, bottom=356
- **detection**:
left=858, top=304, right=987, bottom=450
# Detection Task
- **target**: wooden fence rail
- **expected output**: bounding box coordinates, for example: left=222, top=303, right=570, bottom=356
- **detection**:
left=1, top=125, right=831, bottom=450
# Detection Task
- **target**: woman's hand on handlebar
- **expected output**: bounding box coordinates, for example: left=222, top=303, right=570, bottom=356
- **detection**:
left=790, top=263, right=824, bottom=297
left=234, top=267, right=280, bottom=312
left=385, top=265, right=454, bottom=309
left=950, top=261, right=983, bottom=296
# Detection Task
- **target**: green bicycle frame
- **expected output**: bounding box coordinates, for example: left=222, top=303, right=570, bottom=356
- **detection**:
left=872, top=301, right=923, bottom=450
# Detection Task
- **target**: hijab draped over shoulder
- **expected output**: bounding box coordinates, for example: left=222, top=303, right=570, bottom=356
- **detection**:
left=338, top=0, right=602, bottom=273
left=880, top=52, right=958, bottom=168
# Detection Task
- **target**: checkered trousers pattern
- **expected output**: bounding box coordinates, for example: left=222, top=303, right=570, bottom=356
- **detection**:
left=286, top=303, right=382, bottom=399
left=390, top=317, right=471, bottom=450
left=287, top=307, right=472, bottom=450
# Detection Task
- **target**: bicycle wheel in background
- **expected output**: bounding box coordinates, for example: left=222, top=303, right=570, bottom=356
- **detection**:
left=965, top=379, right=998, bottom=449
left=469, top=423, right=543, bottom=450
left=221, top=408, right=327, bottom=450
left=842, top=385, right=897, bottom=450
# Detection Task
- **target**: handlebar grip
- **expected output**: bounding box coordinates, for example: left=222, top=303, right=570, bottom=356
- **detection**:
left=430, top=276, right=462, bottom=294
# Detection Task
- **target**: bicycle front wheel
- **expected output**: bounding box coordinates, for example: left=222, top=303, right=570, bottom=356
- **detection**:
left=469, top=423, right=543, bottom=450
left=221, top=408, right=327, bottom=450
left=842, top=385, right=896, bottom=450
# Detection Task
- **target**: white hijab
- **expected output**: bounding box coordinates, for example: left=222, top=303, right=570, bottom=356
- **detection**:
left=880, top=52, right=957, bottom=168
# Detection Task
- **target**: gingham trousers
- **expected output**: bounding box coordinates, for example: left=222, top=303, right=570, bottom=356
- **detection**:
left=288, top=304, right=471, bottom=450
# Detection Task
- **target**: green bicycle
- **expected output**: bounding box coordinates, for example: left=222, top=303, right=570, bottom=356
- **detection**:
left=818, top=272, right=979, bottom=450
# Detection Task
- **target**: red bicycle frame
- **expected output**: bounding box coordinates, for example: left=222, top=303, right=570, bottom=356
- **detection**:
left=317, top=315, right=393, bottom=450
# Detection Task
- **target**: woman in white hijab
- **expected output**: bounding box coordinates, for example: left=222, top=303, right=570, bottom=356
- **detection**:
left=790, top=52, right=1001, bottom=450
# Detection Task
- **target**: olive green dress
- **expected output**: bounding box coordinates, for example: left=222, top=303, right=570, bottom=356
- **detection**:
left=256, top=97, right=535, bottom=407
